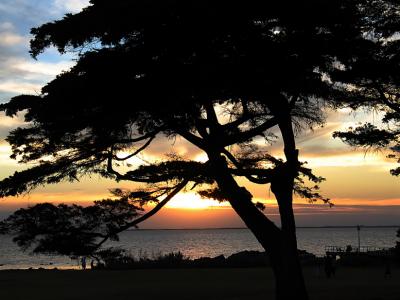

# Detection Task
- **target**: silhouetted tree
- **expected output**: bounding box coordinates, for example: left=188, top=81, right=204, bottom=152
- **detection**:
left=0, top=194, right=144, bottom=257
left=0, top=1, right=399, bottom=299
left=334, top=120, right=400, bottom=177
left=332, top=7, right=400, bottom=176
left=334, top=29, right=400, bottom=176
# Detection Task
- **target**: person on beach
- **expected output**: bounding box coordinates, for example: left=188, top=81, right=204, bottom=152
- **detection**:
left=324, top=255, right=333, bottom=278
left=81, top=256, right=86, bottom=270
left=315, top=258, right=322, bottom=277
left=384, top=258, right=391, bottom=279
left=331, top=255, right=336, bottom=277
left=90, top=259, right=95, bottom=270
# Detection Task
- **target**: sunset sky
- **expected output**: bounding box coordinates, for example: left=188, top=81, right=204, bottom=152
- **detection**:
left=0, top=0, right=399, bottom=228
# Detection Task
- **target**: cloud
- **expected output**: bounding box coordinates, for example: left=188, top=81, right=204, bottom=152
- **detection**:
left=13, top=59, right=74, bottom=77
left=0, top=112, right=27, bottom=134
left=0, top=57, right=74, bottom=99
left=301, top=152, right=394, bottom=168
left=0, top=1, right=87, bottom=102
left=0, top=31, right=28, bottom=46
left=0, top=1, right=88, bottom=25
left=0, top=22, right=14, bottom=31
left=0, top=22, right=29, bottom=55
left=0, top=1, right=58, bottom=26
left=0, top=113, right=30, bottom=169
left=53, top=0, right=90, bottom=14
left=263, top=117, right=394, bottom=168
left=0, top=143, right=16, bottom=167
left=0, top=22, right=37, bottom=101
left=0, top=20, right=74, bottom=102
left=0, top=81, right=42, bottom=95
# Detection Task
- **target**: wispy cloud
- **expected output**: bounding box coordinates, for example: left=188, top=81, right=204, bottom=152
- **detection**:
left=0, top=31, right=28, bottom=46
left=0, top=80, right=42, bottom=95
left=52, top=0, right=90, bottom=14
left=12, top=59, right=74, bottom=77
left=0, top=17, right=74, bottom=102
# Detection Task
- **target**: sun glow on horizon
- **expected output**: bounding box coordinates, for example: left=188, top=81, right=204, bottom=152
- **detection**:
left=165, top=192, right=229, bottom=209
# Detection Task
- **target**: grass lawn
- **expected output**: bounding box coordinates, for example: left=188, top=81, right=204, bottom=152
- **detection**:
left=0, top=266, right=399, bottom=300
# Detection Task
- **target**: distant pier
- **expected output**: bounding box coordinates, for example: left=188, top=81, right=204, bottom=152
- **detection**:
left=325, top=246, right=391, bottom=257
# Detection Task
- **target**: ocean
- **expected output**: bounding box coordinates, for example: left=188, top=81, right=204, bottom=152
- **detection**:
left=0, top=227, right=397, bottom=270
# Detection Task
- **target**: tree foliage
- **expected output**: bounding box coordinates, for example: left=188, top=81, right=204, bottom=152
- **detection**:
left=0, top=197, right=142, bottom=256
left=0, top=0, right=396, bottom=200
left=0, top=181, right=190, bottom=257
left=334, top=122, right=400, bottom=177
left=328, top=0, right=400, bottom=176
left=0, top=0, right=368, bottom=201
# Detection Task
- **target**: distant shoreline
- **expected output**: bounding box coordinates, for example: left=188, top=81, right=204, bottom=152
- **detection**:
left=131, top=225, right=400, bottom=231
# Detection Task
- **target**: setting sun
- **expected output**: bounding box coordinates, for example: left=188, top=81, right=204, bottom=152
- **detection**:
left=165, top=192, right=228, bottom=209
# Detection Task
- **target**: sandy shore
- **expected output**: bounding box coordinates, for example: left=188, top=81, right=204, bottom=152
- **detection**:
left=0, top=266, right=399, bottom=300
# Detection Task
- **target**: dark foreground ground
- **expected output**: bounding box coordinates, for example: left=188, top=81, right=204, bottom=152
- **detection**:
left=0, top=266, right=399, bottom=300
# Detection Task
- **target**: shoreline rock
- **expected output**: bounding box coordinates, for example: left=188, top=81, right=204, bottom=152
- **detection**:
left=98, top=249, right=317, bottom=270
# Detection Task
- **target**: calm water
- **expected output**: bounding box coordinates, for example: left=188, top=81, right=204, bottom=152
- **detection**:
left=0, top=227, right=397, bottom=270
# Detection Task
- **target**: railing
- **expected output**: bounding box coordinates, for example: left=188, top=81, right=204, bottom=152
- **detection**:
left=325, top=245, right=391, bottom=254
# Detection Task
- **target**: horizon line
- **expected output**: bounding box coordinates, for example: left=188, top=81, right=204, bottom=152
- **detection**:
left=131, top=225, right=400, bottom=231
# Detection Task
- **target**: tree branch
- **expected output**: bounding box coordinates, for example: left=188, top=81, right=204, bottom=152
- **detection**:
left=375, top=83, right=400, bottom=114
left=205, top=102, right=219, bottom=129
left=176, top=129, right=207, bottom=150
left=95, top=180, right=188, bottom=248
left=113, top=135, right=155, bottom=161
left=221, top=148, right=273, bottom=184
left=222, top=117, right=278, bottom=146
left=115, top=129, right=162, bottom=144
left=125, top=180, right=187, bottom=228
left=220, top=100, right=252, bottom=131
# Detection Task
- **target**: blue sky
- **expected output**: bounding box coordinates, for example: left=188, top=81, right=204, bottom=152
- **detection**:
left=0, top=0, right=89, bottom=103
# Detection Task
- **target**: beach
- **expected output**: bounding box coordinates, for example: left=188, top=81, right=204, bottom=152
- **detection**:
left=1, top=266, right=399, bottom=300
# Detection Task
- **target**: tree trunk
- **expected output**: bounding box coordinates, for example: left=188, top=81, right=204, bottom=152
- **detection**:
left=272, top=106, right=309, bottom=300
left=271, top=179, right=308, bottom=300
left=268, top=236, right=308, bottom=300
left=207, top=153, right=308, bottom=300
